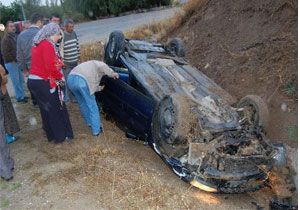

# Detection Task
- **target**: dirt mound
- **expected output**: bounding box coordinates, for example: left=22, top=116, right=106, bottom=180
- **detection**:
left=172, top=0, right=298, bottom=146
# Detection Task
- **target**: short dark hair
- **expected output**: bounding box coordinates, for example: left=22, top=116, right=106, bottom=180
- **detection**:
left=30, top=13, right=43, bottom=24
left=64, top=18, right=74, bottom=26
left=50, top=13, right=61, bottom=20
left=6, top=21, right=13, bottom=27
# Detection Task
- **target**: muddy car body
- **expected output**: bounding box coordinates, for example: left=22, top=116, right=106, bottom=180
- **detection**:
left=97, top=31, right=285, bottom=193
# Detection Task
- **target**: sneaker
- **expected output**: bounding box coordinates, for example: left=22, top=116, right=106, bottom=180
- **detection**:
left=65, top=137, right=73, bottom=142
left=6, top=134, right=16, bottom=144
left=17, top=98, right=28, bottom=103
left=1, top=176, right=13, bottom=181
left=92, top=127, right=103, bottom=136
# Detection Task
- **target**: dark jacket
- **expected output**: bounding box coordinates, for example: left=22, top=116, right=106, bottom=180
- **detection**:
left=1, top=32, right=17, bottom=63
left=0, top=35, right=7, bottom=71
left=17, top=26, right=40, bottom=71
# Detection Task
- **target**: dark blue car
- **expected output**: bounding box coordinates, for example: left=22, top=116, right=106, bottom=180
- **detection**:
left=96, top=31, right=285, bottom=193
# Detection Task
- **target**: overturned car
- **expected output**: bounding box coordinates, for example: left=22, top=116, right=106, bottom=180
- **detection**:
left=96, top=31, right=285, bottom=193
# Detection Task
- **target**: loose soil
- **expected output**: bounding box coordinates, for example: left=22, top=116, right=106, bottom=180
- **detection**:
left=170, top=0, right=298, bottom=147
left=1, top=102, right=269, bottom=209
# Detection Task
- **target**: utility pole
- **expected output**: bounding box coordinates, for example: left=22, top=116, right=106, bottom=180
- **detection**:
left=20, top=0, right=26, bottom=21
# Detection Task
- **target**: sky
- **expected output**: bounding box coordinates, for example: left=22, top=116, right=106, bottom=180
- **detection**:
left=2, top=0, right=16, bottom=6
left=1, top=0, right=46, bottom=6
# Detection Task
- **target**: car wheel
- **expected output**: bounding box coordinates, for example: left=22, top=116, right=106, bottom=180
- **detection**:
left=104, top=31, right=125, bottom=66
left=237, top=95, right=269, bottom=130
left=167, top=38, right=185, bottom=57
left=152, top=94, right=197, bottom=158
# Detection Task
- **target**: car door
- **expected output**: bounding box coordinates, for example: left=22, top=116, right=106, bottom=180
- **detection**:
left=96, top=75, right=155, bottom=141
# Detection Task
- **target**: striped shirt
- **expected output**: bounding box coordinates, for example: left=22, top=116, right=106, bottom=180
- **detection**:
left=63, top=31, right=80, bottom=64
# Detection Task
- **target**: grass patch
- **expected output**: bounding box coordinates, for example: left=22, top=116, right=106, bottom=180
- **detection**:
left=80, top=42, right=104, bottom=62
left=287, top=125, right=297, bottom=141
left=0, top=198, right=9, bottom=209
left=10, top=182, right=22, bottom=191
left=283, top=81, right=297, bottom=97
left=0, top=182, right=9, bottom=190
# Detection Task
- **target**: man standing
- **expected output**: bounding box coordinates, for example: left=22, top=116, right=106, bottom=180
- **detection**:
left=17, top=13, right=43, bottom=106
left=49, top=13, right=63, bottom=51
left=1, top=21, right=27, bottom=103
left=62, top=18, right=80, bottom=102
left=50, top=13, right=61, bottom=24
left=0, top=24, right=7, bottom=73
left=67, top=61, right=119, bottom=136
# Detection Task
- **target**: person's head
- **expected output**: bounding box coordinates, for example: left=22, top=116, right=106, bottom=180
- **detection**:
left=0, top=24, right=5, bottom=32
left=33, top=23, right=61, bottom=45
left=23, top=20, right=31, bottom=30
left=64, top=18, right=74, bottom=33
left=30, top=13, right=44, bottom=28
left=50, top=13, right=61, bottom=24
left=6, top=21, right=16, bottom=33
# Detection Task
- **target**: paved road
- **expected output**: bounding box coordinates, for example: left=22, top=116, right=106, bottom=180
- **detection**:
left=75, top=7, right=180, bottom=44
left=7, top=7, right=179, bottom=97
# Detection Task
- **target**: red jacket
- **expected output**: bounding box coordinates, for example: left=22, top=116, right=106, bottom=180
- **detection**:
left=30, top=40, right=63, bottom=88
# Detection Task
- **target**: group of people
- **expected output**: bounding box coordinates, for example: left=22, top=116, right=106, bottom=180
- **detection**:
left=0, top=13, right=119, bottom=181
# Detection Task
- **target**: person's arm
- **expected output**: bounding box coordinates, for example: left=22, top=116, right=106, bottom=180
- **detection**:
left=42, top=41, right=63, bottom=80
left=9, top=36, right=17, bottom=62
left=76, top=34, right=80, bottom=60
left=17, top=37, right=26, bottom=71
left=0, top=65, right=7, bottom=85
left=98, top=62, right=119, bottom=79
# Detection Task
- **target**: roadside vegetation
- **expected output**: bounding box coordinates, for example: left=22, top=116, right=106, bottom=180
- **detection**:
left=0, top=0, right=172, bottom=23
left=125, top=0, right=207, bottom=41
left=80, top=0, right=206, bottom=61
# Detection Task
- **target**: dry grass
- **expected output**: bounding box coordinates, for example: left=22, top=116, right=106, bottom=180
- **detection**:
left=79, top=0, right=208, bottom=58
left=125, top=0, right=208, bottom=41
left=80, top=42, right=104, bottom=62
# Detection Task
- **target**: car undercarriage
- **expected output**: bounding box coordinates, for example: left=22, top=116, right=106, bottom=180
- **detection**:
left=98, top=31, right=286, bottom=193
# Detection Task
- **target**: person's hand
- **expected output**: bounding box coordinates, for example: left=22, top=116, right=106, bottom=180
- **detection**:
left=24, top=69, right=29, bottom=77
left=57, top=80, right=65, bottom=88
left=2, top=74, right=8, bottom=85
left=112, top=73, right=119, bottom=80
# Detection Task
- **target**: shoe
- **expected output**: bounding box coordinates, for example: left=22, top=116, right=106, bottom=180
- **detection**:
left=17, top=98, right=28, bottom=103
left=93, top=127, right=103, bottom=136
left=6, top=134, right=16, bottom=144
left=1, top=176, right=13, bottom=181
left=65, top=137, right=73, bottom=142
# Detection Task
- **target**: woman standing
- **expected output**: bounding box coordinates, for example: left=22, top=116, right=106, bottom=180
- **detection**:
left=0, top=64, right=20, bottom=144
left=0, top=71, right=14, bottom=181
left=28, top=23, right=73, bottom=143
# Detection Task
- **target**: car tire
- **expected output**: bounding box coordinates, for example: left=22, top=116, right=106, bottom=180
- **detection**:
left=104, top=31, right=125, bottom=66
left=167, top=38, right=185, bottom=57
left=152, top=94, right=196, bottom=158
left=237, top=95, right=269, bottom=130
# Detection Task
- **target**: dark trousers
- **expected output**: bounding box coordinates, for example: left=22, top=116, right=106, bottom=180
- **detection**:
left=27, top=81, right=37, bottom=105
left=28, top=79, right=73, bottom=143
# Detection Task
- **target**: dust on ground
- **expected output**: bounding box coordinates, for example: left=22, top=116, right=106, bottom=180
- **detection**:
left=0, top=101, right=273, bottom=210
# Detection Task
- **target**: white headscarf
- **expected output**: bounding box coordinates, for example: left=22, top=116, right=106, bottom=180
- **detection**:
left=32, top=22, right=60, bottom=46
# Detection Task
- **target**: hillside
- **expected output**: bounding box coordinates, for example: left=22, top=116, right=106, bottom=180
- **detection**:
left=171, top=0, right=298, bottom=146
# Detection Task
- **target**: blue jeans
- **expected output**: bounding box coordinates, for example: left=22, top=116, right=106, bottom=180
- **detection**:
left=5, top=63, right=25, bottom=101
left=67, top=74, right=101, bottom=135
left=63, top=63, right=77, bottom=102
